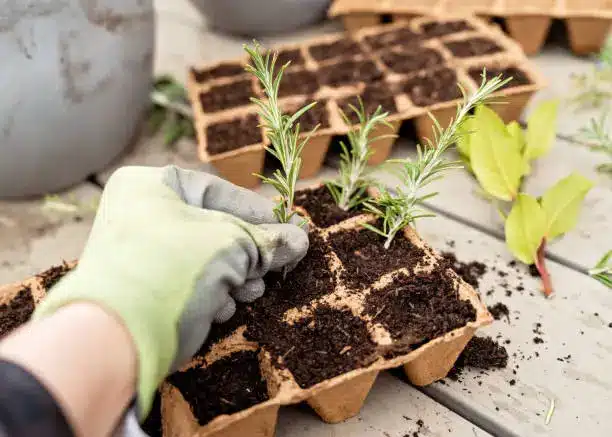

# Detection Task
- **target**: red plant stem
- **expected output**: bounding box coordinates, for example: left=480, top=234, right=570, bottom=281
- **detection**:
left=535, top=240, right=554, bottom=297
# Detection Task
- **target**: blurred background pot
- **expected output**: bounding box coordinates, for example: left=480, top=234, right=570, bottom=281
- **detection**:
left=0, top=0, right=155, bottom=198
left=190, top=0, right=331, bottom=36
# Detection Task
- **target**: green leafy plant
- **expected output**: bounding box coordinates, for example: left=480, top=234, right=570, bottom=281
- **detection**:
left=589, top=250, right=612, bottom=288
left=362, top=71, right=511, bottom=249
left=570, top=37, right=612, bottom=110
left=326, top=101, right=394, bottom=211
left=149, top=76, right=195, bottom=147
left=575, top=111, right=612, bottom=175
left=462, top=103, right=593, bottom=296
left=245, top=42, right=317, bottom=224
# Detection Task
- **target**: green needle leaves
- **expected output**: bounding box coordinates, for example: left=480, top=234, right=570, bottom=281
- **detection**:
left=505, top=194, right=546, bottom=264
left=590, top=251, right=612, bottom=288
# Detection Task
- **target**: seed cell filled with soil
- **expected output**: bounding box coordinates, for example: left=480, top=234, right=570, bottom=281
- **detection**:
left=294, top=186, right=364, bottom=228
left=363, top=28, right=421, bottom=51
left=309, top=38, right=363, bottom=61
left=276, top=48, right=305, bottom=67
left=205, top=114, right=262, bottom=155
left=38, top=263, right=72, bottom=291
left=420, top=20, right=474, bottom=38
left=0, top=287, right=35, bottom=338
left=338, top=82, right=398, bottom=125
left=298, top=100, right=331, bottom=132
left=380, top=48, right=445, bottom=74
left=402, top=68, right=462, bottom=106
left=198, top=79, right=256, bottom=113
left=445, top=37, right=504, bottom=58
left=468, top=66, right=532, bottom=90
left=278, top=70, right=320, bottom=98
left=319, top=59, right=383, bottom=87
left=191, top=62, right=245, bottom=83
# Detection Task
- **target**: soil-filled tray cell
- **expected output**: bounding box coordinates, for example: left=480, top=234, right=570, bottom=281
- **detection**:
left=420, top=20, right=475, bottom=38
left=276, top=48, right=305, bottom=67
left=278, top=70, right=320, bottom=98
left=295, top=186, right=364, bottom=228
left=327, top=225, right=426, bottom=290
left=402, top=68, right=462, bottom=107
left=380, top=47, right=445, bottom=74
left=191, top=62, right=245, bottom=83
left=468, top=66, right=532, bottom=90
left=364, top=268, right=477, bottom=343
left=37, top=263, right=72, bottom=292
left=0, top=286, right=34, bottom=338
left=167, top=350, right=269, bottom=426
left=319, top=59, right=383, bottom=88
left=362, top=28, right=421, bottom=51
left=301, top=100, right=331, bottom=132
left=198, top=80, right=255, bottom=113
left=337, top=82, right=399, bottom=125
left=308, top=38, right=363, bottom=61
left=444, top=37, right=504, bottom=58
left=206, top=114, right=263, bottom=156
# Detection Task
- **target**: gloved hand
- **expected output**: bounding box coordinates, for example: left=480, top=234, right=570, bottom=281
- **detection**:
left=33, top=165, right=309, bottom=422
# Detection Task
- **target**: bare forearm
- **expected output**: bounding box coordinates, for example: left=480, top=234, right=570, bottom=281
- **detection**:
left=0, top=303, right=137, bottom=437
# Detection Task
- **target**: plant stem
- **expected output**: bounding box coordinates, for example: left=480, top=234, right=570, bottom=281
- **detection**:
left=535, top=240, right=554, bottom=297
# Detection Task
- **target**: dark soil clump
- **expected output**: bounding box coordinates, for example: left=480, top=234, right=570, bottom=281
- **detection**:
left=278, top=70, right=319, bottom=98
left=199, top=79, right=254, bottom=112
left=37, top=263, right=72, bottom=291
left=168, top=350, right=269, bottom=426
left=448, top=336, right=508, bottom=380
left=468, top=66, right=531, bottom=90
left=294, top=186, right=363, bottom=228
left=319, top=59, right=383, bottom=88
left=420, top=20, right=474, bottom=38
left=445, top=37, right=504, bottom=58
left=309, top=38, right=362, bottom=61
left=488, top=302, right=510, bottom=321
left=327, top=225, right=426, bottom=290
left=247, top=304, right=377, bottom=388
left=338, top=82, right=398, bottom=125
left=403, top=68, right=462, bottom=106
left=191, top=63, right=245, bottom=83
left=440, top=252, right=487, bottom=289
left=364, top=28, right=421, bottom=51
left=0, top=287, right=35, bottom=338
left=276, top=48, right=305, bottom=67
left=381, top=48, right=444, bottom=74
left=364, top=268, right=477, bottom=342
left=194, top=302, right=250, bottom=359
left=206, top=114, right=262, bottom=155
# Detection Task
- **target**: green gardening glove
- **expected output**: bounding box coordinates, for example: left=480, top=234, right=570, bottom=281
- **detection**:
left=33, top=165, right=309, bottom=419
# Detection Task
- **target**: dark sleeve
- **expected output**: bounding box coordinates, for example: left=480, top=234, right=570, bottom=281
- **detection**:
left=0, top=359, right=75, bottom=437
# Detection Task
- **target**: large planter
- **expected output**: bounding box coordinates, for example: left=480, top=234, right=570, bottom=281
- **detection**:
left=0, top=0, right=155, bottom=198
left=190, top=0, right=330, bottom=36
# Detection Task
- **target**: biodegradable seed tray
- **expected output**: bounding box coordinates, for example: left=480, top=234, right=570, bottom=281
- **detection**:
left=160, top=186, right=493, bottom=437
left=329, top=0, right=612, bottom=55
left=188, top=17, right=544, bottom=188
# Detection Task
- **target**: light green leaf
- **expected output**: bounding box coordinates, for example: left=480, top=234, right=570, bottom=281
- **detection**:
left=506, top=120, right=531, bottom=175
left=540, top=172, right=593, bottom=239
left=524, top=100, right=559, bottom=160
left=470, top=106, right=523, bottom=201
left=505, top=193, right=547, bottom=264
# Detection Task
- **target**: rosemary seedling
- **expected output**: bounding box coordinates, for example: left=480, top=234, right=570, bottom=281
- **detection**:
left=570, top=38, right=612, bottom=110
left=326, top=101, right=394, bottom=211
left=590, top=250, right=612, bottom=288
left=363, top=71, right=511, bottom=249
left=576, top=111, right=612, bottom=175
left=245, top=42, right=317, bottom=224
left=148, top=75, right=195, bottom=147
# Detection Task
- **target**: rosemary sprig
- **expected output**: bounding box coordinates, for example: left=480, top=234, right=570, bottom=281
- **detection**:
left=590, top=250, right=612, bottom=288
left=148, top=76, right=195, bottom=147
left=570, top=38, right=612, bottom=110
left=576, top=111, right=612, bottom=175
left=326, top=100, right=394, bottom=211
left=244, top=42, right=317, bottom=224
left=363, top=71, right=512, bottom=249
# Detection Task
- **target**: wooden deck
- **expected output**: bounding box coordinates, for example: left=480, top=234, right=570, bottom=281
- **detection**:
left=1, top=1, right=610, bottom=435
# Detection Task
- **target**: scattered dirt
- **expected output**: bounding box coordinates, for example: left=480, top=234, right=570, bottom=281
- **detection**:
left=0, top=286, right=35, bottom=339
left=445, top=37, right=504, bottom=58
left=168, top=350, right=269, bottom=426
left=278, top=70, right=319, bottom=98
left=37, top=262, right=72, bottom=291
left=327, top=224, right=426, bottom=290
left=319, top=59, right=383, bottom=88
left=199, top=79, right=255, bottom=112
left=468, top=66, right=532, bottom=90
left=276, top=48, right=305, bottom=67
left=529, top=264, right=541, bottom=277
left=363, top=267, right=477, bottom=343
left=380, top=48, right=444, bottom=74
left=402, top=67, right=462, bottom=106
left=338, top=81, right=398, bottom=125
left=294, top=185, right=363, bottom=228
left=420, top=20, right=474, bottom=38
left=364, top=28, right=421, bottom=51
left=447, top=336, right=508, bottom=381
left=191, top=63, right=245, bottom=83
left=309, top=38, right=362, bottom=61
left=206, top=114, right=262, bottom=155
left=488, top=303, right=510, bottom=321
left=440, top=252, right=487, bottom=289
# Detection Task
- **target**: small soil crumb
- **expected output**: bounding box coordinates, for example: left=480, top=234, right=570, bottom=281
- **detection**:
left=533, top=337, right=544, bottom=344
left=440, top=252, right=487, bottom=289
left=509, top=379, right=516, bottom=386
left=319, top=59, right=383, bottom=88
left=309, top=38, right=362, bottom=61
left=206, top=114, right=262, bottom=155
left=364, top=28, right=421, bottom=51
left=529, top=264, right=541, bottom=277
left=420, top=20, right=474, bottom=38
left=0, top=286, right=35, bottom=338
left=448, top=336, right=508, bottom=380
left=191, top=62, right=245, bottom=83
left=468, top=66, right=531, bottom=90
left=278, top=70, right=319, bottom=98
left=294, top=186, right=363, bottom=228
left=445, top=37, right=504, bottom=58
left=37, top=262, right=72, bottom=291
left=363, top=268, right=477, bottom=343
left=199, top=79, right=254, bottom=113
left=327, top=224, right=426, bottom=290
left=488, top=303, right=510, bottom=321
left=380, top=48, right=444, bottom=74
left=403, top=67, right=462, bottom=106
left=168, top=350, right=269, bottom=426
left=338, top=82, right=398, bottom=125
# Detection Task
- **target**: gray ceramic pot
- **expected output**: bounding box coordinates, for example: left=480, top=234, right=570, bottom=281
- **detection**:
left=190, top=0, right=331, bottom=36
left=0, top=0, right=155, bottom=198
